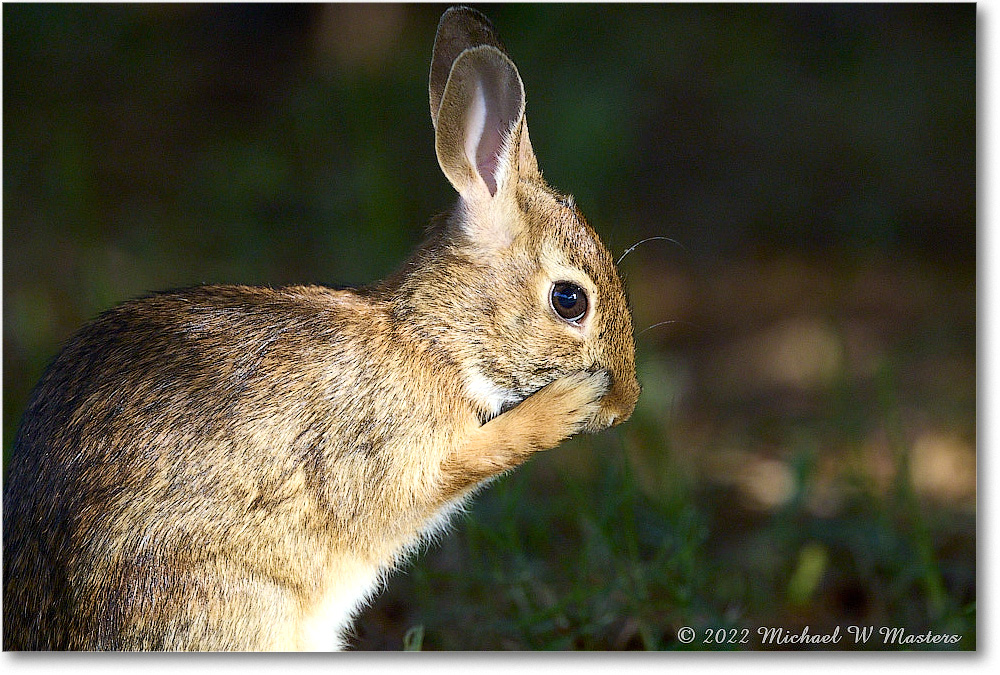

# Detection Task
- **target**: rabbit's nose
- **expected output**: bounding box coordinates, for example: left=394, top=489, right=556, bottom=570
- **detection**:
left=602, top=372, right=640, bottom=427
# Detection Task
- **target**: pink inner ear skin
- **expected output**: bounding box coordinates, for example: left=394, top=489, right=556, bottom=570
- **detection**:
left=445, top=46, right=524, bottom=200
left=478, top=148, right=500, bottom=196
left=472, top=55, right=522, bottom=198
left=474, top=80, right=505, bottom=197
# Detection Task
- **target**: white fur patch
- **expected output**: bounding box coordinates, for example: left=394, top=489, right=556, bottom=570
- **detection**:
left=463, top=367, right=519, bottom=418
left=297, top=493, right=475, bottom=651
left=297, top=560, right=384, bottom=651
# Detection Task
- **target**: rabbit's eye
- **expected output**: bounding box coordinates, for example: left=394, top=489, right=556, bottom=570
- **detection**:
left=550, top=282, right=588, bottom=323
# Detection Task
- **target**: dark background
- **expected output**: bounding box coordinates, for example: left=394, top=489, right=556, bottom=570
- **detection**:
left=3, top=4, right=975, bottom=650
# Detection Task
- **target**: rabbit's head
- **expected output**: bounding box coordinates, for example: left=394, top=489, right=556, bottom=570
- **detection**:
left=388, top=7, right=639, bottom=431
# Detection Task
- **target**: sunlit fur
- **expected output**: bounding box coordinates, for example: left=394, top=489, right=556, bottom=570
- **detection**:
left=2, top=7, right=639, bottom=651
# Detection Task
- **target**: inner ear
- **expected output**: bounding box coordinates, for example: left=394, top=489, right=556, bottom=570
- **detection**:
left=463, top=64, right=519, bottom=195
left=436, top=46, right=524, bottom=199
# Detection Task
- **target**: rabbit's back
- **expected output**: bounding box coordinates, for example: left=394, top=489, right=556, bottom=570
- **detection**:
left=3, top=284, right=454, bottom=650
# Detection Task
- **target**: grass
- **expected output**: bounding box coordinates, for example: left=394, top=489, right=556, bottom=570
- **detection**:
left=352, top=413, right=974, bottom=649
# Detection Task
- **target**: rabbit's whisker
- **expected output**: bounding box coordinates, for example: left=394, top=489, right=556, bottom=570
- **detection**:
left=616, top=236, right=688, bottom=265
left=637, top=319, right=707, bottom=337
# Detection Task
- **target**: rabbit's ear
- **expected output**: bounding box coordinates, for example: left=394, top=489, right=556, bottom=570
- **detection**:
left=430, top=6, right=506, bottom=130
left=434, top=46, right=525, bottom=201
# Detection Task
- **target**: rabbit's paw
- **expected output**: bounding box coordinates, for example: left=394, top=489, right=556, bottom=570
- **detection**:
left=439, top=370, right=609, bottom=497
left=514, top=369, right=611, bottom=448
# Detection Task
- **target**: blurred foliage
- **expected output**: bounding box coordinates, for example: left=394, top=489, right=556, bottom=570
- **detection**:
left=3, top=3, right=975, bottom=650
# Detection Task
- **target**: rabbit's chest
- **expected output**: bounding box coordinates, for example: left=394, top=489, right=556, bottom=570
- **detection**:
left=296, top=557, right=384, bottom=651
left=295, top=492, right=471, bottom=650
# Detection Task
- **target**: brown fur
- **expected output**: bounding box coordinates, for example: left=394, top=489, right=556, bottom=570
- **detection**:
left=3, top=7, right=639, bottom=650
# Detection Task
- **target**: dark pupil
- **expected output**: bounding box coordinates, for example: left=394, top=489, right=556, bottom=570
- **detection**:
left=552, top=283, right=587, bottom=321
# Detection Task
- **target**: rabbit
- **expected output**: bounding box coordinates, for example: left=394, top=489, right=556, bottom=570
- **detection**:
left=3, top=6, right=640, bottom=651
